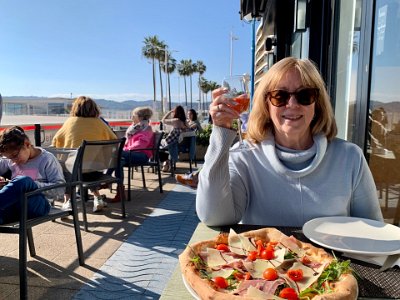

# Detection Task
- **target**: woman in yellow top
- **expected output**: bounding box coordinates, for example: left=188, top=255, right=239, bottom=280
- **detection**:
left=52, top=96, right=116, bottom=148
left=52, top=96, right=117, bottom=212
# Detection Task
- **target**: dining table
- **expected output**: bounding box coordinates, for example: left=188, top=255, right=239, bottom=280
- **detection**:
left=160, top=222, right=400, bottom=300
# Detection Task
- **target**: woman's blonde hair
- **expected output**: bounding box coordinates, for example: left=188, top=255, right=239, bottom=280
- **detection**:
left=70, top=96, right=100, bottom=118
left=132, top=107, right=153, bottom=121
left=247, top=57, right=337, bottom=143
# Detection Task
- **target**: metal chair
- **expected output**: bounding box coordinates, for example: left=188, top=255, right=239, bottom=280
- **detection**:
left=0, top=181, right=84, bottom=300
left=77, top=138, right=126, bottom=231
left=47, top=139, right=126, bottom=231
left=179, top=135, right=197, bottom=172
left=46, top=147, right=87, bottom=229
left=169, top=135, right=197, bottom=176
left=126, top=131, right=164, bottom=201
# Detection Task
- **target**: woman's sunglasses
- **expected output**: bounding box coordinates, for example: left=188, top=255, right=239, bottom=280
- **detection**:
left=266, top=88, right=319, bottom=107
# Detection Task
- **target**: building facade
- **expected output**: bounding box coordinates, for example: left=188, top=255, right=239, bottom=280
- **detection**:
left=242, top=0, right=400, bottom=224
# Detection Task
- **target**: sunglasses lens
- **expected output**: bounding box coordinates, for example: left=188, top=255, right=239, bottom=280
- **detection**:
left=268, top=88, right=318, bottom=107
left=297, top=89, right=317, bottom=105
left=269, top=90, right=289, bottom=107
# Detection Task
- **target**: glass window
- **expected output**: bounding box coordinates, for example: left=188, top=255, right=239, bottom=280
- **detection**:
left=367, top=0, right=400, bottom=225
left=333, top=0, right=358, bottom=140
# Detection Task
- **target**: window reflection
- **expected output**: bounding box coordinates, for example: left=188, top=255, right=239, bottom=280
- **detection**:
left=368, top=0, right=400, bottom=225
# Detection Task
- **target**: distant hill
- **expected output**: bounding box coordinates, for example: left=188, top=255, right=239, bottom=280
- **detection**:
left=95, top=99, right=160, bottom=110
left=2, top=96, right=176, bottom=110
left=371, top=100, right=400, bottom=113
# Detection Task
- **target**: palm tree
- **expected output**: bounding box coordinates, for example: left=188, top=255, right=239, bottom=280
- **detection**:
left=177, top=59, right=192, bottom=107
left=199, top=77, right=209, bottom=112
left=156, top=41, right=167, bottom=113
left=165, top=56, right=176, bottom=111
left=142, top=35, right=161, bottom=107
left=195, top=61, right=206, bottom=112
left=207, top=80, right=220, bottom=108
left=188, top=61, right=196, bottom=108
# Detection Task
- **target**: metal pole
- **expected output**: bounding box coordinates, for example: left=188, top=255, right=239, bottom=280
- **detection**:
left=250, top=18, right=256, bottom=111
left=165, top=50, right=168, bottom=112
left=230, top=31, right=233, bottom=76
left=178, top=76, right=181, bottom=104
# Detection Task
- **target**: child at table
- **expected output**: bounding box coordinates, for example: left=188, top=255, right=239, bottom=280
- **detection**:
left=0, top=126, right=65, bottom=224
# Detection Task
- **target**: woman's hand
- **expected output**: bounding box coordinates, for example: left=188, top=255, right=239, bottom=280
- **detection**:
left=0, top=176, right=9, bottom=188
left=209, top=88, right=240, bottom=129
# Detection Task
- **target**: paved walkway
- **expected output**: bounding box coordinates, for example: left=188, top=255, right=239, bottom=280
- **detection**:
left=74, top=185, right=199, bottom=300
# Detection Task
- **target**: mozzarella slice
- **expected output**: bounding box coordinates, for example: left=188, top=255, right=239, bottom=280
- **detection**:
left=228, top=229, right=257, bottom=256
left=286, top=261, right=327, bottom=292
left=243, top=259, right=275, bottom=279
left=210, top=268, right=235, bottom=278
left=271, top=247, right=286, bottom=265
left=206, top=248, right=229, bottom=267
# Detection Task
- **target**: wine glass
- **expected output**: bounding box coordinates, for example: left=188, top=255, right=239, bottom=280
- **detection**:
left=222, top=74, right=252, bottom=151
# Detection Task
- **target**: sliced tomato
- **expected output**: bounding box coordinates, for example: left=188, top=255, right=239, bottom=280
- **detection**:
left=244, top=272, right=252, bottom=280
left=233, top=272, right=244, bottom=280
left=287, top=269, right=304, bottom=281
left=216, top=244, right=230, bottom=252
left=301, top=256, right=311, bottom=264
left=256, top=240, right=264, bottom=254
left=214, top=276, right=228, bottom=289
left=279, top=287, right=299, bottom=300
left=260, top=248, right=275, bottom=260
left=267, top=241, right=278, bottom=247
left=255, top=239, right=264, bottom=246
left=263, top=268, right=278, bottom=281
left=247, top=251, right=258, bottom=261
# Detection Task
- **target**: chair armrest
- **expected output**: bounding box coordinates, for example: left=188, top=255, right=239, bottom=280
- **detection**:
left=24, top=181, right=80, bottom=197
left=128, top=147, right=153, bottom=152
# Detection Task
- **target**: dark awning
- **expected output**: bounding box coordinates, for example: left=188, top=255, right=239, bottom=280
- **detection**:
left=240, top=0, right=268, bottom=19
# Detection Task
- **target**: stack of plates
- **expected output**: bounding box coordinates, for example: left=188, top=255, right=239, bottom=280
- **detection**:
left=303, top=216, right=400, bottom=266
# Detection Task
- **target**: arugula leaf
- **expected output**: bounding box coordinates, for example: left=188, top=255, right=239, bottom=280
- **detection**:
left=299, top=258, right=353, bottom=297
left=199, top=269, right=212, bottom=280
left=284, top=251, right=297, bottom=259
left=190, top=255, right=206, bottom=269
left=189, top=247, right=211, bottom=280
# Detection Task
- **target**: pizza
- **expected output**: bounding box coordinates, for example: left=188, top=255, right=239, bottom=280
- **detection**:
left=179, top=228, right=358, bottom=300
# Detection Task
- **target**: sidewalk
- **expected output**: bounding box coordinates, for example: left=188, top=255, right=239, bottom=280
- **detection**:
left=74, top=184, right=198, bottom=300
left=0, top=163, right=199, bottom=300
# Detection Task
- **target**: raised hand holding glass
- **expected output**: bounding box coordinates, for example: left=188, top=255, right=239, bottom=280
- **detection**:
left=222, top=75, right=252, bottom=151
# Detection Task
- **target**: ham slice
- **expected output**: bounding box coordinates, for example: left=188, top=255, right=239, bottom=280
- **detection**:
left=236, top=278, right=285, bottom=296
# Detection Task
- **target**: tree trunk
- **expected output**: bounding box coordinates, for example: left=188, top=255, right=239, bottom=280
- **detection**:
left=167, top=72, right=172, bottom=111
left=152, top=58, right=157, bottom=109
left=184, top=76, right=188, bottom=107
left=158, top=62, right=164, bottom=114
left=198, top=74, right=201, bottom=113
left=190, top=75, right=193, bottom=108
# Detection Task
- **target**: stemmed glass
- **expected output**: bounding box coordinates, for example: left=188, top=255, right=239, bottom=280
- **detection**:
left=222, top=74, right=252, bottom=151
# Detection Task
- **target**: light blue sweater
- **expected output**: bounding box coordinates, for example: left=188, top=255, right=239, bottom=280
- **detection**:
left=196, top=126, right=383, bottom=227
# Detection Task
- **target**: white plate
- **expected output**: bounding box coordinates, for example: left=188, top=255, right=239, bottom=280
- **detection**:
left=182, top=274, right=200, bottom=300
left=303, top=216, right=400, bottom=256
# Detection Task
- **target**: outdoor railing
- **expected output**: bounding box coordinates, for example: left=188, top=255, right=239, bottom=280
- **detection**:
left=0, top=121, right=161, bottom=147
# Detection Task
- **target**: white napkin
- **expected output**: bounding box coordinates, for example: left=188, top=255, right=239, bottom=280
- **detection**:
left=343, top=252, right=400, bottom=268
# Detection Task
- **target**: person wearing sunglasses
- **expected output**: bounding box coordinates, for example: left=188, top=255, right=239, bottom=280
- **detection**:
left=196, top=57, right=383, bottom=227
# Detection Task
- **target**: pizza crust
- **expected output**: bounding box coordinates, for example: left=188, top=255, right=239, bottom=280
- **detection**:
left=179, top=227, right=358, bottom=300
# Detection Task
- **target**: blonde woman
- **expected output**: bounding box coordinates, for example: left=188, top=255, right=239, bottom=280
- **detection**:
left=52, top=96, right=117, bottom=212
left=197, top=57, right=383, bottom=227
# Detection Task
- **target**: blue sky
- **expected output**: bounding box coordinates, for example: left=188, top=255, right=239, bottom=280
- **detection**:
left=0, top=0, right=259, bottom=102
